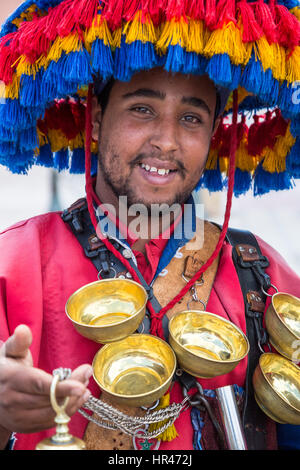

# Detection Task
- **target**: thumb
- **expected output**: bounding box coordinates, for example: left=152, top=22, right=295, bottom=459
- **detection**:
left=2, top=324, right=33, bottom=362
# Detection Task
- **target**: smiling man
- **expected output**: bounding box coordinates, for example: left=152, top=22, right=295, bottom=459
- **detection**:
left=0, top=0, right=300, bottom=453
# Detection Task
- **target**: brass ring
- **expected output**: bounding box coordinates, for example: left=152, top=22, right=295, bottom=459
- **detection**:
left=50, top=374, right=69, bottom=416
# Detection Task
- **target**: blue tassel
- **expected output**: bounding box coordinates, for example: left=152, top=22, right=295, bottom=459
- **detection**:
left=0, top=99, right=30, bottom=130
left=164, top=44, right=185, bottom=73
left=19, top=71, right=43, bottom=108
left=286, top=138, right=300, bottom=178
left=127, top=40, right=158, bottom=74
left=0, top=140, right=17, bottom=157
left=206, top=54, right=241, bottom=90
left=54, top=148, right=69, bottom=172
left=91, top=39, right=114, bottom=81
left=91, top=152, right=98, bottom=176
left=18, top=126, right=39, bottom=152
left=113, top=37, right=133, bottom=82
left=278, top=81, right=300, bottom=118
left=191, top=408, right=205, bottom=450
left=36, top=143, right=53, bottom=168
left=197, top=167, right=224, bottom=193
left=0, top=150, right=35, bottom=174
left=69, top=147, right=85, bottom=174
left=234, top=168, right=252, bottom=196
left=290, top=117, right=300, bottom=137
left=254, top=163, right=294, bottom=195
left=260, top=69, right=279, bottom=107
left=240, top=53, right=264, bottom=96
left=62, top=49, right=93, bottom=86
left=0, top=125, right=17, bottom=142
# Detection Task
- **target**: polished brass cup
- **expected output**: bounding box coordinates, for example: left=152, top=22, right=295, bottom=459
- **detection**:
left=253, top=353, right=300, bottom=425
left=265, top=292, right=300, bottom=361
left=93, top=334, right=176, bottom=407
left=66, top=279, right=148, bottom=343
left=168, top=310, right=249, bottom=378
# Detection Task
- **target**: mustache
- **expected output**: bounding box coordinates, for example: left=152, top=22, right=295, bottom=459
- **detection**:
left=130, top=153, right=186, bottom=175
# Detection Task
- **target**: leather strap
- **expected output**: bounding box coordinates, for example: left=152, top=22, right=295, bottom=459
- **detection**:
left=225, top=228, right=270, bottom=450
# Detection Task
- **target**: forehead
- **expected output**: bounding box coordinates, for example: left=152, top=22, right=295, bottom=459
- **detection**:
left=109, top=68, right=217, bottom=105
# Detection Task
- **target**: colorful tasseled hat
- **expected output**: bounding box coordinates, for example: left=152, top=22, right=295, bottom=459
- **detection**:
left=0, top=0, right=300, bottom=197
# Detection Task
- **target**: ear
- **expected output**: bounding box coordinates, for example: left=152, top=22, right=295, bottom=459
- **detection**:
left=91, top=95, right=102, bottom=142
left=212, top=115, right=221, bottom=137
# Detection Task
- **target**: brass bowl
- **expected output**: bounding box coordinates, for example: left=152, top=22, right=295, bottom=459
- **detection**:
left=168, top=310, right=249, bottom=378
left=265, top=292, right=300, bottom=361
left=93, top=334, right=177, bottom=407
left=253, top=353, right=300, bottom=425
left=65, top=279, right=148, bottom=344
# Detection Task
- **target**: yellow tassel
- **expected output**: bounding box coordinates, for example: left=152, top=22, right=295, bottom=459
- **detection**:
left=123, top=11, right=157, bottom=45
left=91, top=140, right=99, bottom=154
left=286, top=46, right=300, bottom=84
left=205, top=148, right=219, bottom=170
left=224, top=86, right=251, bottom=113
left=11, top=5, right=37, bottom=28
left=156, top=17, right=189, bottom=54
left=85, top=17, right=114, bottom=47
left=254, top=37, right=286, bottom=81
left=69, top=132, right=84, bottom=151
left=236, top=136, right=257, bottom=173
left=147, top=393, right=178, bottom=442
left=47, top=128, right=69, bottom=153
left=219, top=156, right=229, bottom=174
left=204, top=21, right=251, bottom=66
left=290, top=7, right=300, bottom=22
left=4, top=74, right=20, bottom=99
left=112, top=28, right=122, bottom=49
left=262, top=124, right=296, bottom=173
left=185, top=20, right=205, bottom=54
left=45, top=34, right=82, bottom=67
left=15, top=55, right=39, bottom=77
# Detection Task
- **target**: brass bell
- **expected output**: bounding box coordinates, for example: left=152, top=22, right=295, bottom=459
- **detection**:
left=36, top=369, right=86, bottom=450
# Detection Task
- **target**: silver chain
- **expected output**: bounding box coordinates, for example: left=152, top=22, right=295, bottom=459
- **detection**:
left=78, top=395, right=190, bottom=439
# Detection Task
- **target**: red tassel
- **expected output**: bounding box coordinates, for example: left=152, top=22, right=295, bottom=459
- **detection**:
left=18, top=16, right=50, bottom=62
left=268, top=109, right=289, bottom=143
left=57, top=100, right=81, bottom=140
left=0, top=34, right=19, bottom=84
left=205, top=0, right=217, bottom=29
left=210, top=117, right=226, bottom=150
left=237, top=0, right=263, bottom=42
left=215, top=0, right=236, bottom=28
left=186, top=0, right=205, bottom=20
left=247, top=114, right=263, bottom=156
left=274, top=3, right=300, bottom=51
left=70, top=100, right=86, bottom=133
left=76, top=0, right=100, bottom=28
left=165, top=0, right=187, bottom=21
left=254, top=0, right=278, bottom=43
left=44, top=0, right=74, bottom=42
left=102, top=0, right=124, bottom=30
left=123, top=0, right=141, bottom=21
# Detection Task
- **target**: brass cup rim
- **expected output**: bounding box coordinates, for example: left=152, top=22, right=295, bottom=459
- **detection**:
left=271, top=292, right=300, bottom=340
left=259, top=352, right=300, bottom=413
left=169, top=310, right=250, bottom=364
left=65, top=278, right=148, bottom=330
left=92, top=334, right=177, bottom=400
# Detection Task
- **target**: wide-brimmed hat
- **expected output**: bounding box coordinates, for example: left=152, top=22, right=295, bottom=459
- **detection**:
left=0, top=0, right=299, bottom=198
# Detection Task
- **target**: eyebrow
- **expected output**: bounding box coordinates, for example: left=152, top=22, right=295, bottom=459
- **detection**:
left=122, top=88, right=166, bottom=101
left=122, top=88, right=212, bottom=115
left=181, top=96, right=211, bottom=116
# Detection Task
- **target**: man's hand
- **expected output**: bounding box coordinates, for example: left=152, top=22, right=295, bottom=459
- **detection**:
left=0, top=325, right=93, bottom=449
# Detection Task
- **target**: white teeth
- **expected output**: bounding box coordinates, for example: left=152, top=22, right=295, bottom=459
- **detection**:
left=140, top=164, right=170, bottom=175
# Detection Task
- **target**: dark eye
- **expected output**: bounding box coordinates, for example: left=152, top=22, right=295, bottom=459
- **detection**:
left=130, top=106, right=152, bottom=115
left=181, top=115, right=203, bottom=124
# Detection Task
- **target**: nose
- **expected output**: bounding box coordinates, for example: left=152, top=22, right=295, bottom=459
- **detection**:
left=149, top=117, right=179, bottom=155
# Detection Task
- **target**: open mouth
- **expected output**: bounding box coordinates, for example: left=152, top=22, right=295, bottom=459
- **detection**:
left=139, top=163, right=178, bottom=176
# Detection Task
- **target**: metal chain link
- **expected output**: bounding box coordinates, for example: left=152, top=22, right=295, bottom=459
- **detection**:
left=78, top=395, right=190, bottom=439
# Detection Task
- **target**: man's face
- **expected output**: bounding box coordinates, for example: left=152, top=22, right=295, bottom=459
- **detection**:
left=95, top=68, right=219, bottom=208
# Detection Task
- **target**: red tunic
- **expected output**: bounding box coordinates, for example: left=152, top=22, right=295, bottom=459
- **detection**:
left=0, top=212, right=299, bottom=450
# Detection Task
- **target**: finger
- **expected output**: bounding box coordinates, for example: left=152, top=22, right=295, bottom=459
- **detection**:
left=3, top=325, right=32, bottom=361
left=70, top=364, right=93, bottom=386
